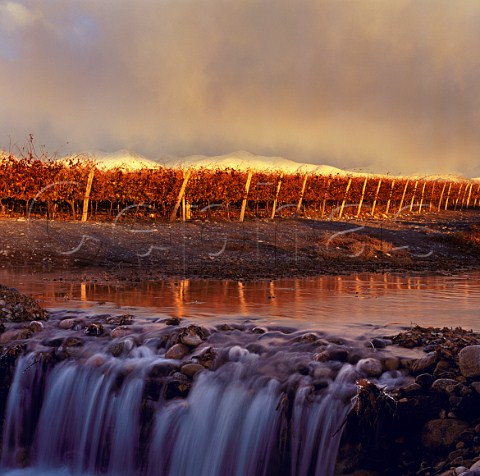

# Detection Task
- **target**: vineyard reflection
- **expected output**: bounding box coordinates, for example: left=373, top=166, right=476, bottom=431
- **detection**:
left=1, top=271, right=479, bottom=334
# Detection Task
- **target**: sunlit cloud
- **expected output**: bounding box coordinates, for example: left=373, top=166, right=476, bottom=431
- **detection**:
left=1, top=0, right=479, bottom=176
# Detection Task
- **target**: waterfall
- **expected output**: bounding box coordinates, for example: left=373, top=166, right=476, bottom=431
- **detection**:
left=0, top=348, right=357, bottom=476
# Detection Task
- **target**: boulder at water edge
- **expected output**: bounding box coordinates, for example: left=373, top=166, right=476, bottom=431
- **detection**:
left=421, top=418, right=469, bottom=452
left=458, top=346, right=480, bottom=378
left=0, top=284, right=48, bottom=322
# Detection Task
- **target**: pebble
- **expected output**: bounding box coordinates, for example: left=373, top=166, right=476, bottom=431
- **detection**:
left=180, top=363, right=205, bottom=378
left=459, top=346, right=480, bottom=378
left=111, top=326, right=134, bottom=338
left=165, top=343, right=190, bottom=360
left=28, top=321, right=44, bottom=332
left=356, top=358, right=383, bottom=377
left=58, top=318, right=76, bottom=330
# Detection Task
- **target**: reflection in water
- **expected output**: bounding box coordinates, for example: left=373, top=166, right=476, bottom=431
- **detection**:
left=0, top=271, right=479, bottom=334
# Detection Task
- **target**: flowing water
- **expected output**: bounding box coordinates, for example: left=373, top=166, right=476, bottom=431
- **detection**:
left=1, top=271, right=480, bottom=476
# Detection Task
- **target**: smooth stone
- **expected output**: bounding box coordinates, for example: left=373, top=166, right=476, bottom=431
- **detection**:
left=471, top=382, right=480, bottom=395
left=416, top=373, right=434, bottom=387
left=111, top=326, right=134, bottom=338
left=28, top=321, right=44, bottom=332
left=356, top=358, right=383, bottom=377
left=179, top=325, right=205, bottom=347
left=165, top=343, right=189, bottom=360
left=84, top=323, right=104, bottom=336
left=63, top=336, right=84, bottom=347
left=180, top=363, right=205, bottom=377
left=470, top=460, right=480, bottom=470
left=0, top=328, right=32, bottom=344
left=422, top=419, right=469, bottom=451
left=383, top=357, right=400, bottom=371
left=58, top=318, right=76, bottom=330
left=431, top=379, right=459, bottom=394
left=459, top=346, right=480, bottom=378
left=409, top=352, right=437, bottom=375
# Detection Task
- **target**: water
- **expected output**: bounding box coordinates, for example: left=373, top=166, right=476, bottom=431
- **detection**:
left=1, top=271, right=480, bottom=333
left=1, top=271, right=480, bottom=475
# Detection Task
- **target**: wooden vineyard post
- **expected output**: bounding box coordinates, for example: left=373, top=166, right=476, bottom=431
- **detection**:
left=418, top=181, right=427, bottom=213
left=444, top=182, right=453, bottom=210
left=385, top=180, right=395, bottom=215
left=454, top=184, right=464, bottom=210
left=81, top=166, right=95, bottom=222
left=474, top=185, right=480, bottom=207
left=459, top=184, right=470, bottom=210
left=355, top=177, right=368, bottom=218
left=437, top=182, right=447, bottom=211
left=271, top=174, right=283, bottom=219
left=321, top=177, right=331, bottom=217
left=239, top=171, right=253, bottom=222
left=296, top=173, right=309, bottom=214
left=429, top=182, right=436, bottom=211
left=170, top=169, right=191, bottom=222
left=338, top=177, right=352, bottom=219
left=409, top=180, right=419, bottom=212
left=370, top=179, right=382, bottom=216
left=465, top=183, right=474, bottom=209
left=397, top=180, right=410, bottom=214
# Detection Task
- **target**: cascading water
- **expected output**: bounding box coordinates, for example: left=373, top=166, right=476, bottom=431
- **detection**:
left=0, top=316, right=408, bottom=476
left=0, top=340, right=360, bottom=476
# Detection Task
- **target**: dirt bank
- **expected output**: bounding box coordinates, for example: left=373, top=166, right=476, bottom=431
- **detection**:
left=0, top=210, right=478, bottom=283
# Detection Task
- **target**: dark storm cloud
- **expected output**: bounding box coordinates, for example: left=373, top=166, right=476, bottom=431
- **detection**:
left=1, top=0, right=479, bottom=175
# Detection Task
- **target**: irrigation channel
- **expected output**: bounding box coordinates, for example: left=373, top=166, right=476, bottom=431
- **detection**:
left=1, top=272, right=479, bottom=476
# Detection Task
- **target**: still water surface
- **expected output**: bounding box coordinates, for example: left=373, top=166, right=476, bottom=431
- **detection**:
left=0, top=270, right=479, bottom=336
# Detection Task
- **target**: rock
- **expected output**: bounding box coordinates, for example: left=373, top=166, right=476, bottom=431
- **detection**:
left=165, top=373, right=191, bottom=399
left=459, top=346, right=480, bottom=378
left=369, top=338, right=390, bottom=349
left=416, top=373, right=435, bottom=387
left=111, top=326, right=133, bottom=338
left=106, top=314, right=133, bottom=326
left=165, top=343, right=189, bottom=360
left=108, top=342, right=125, bottom=357
left=180, top=363, right=205, bottom=378
left=0, top=320, right=5, bottom=334
left=409, top=352, right=437, bottom=375
left=356, top=358, right=383, bottom=377
left=325, top=344, right=349, bottom=362
left=454, top=467, right=468, bottom=475
left=471, top=382, right=480, bottom=395
left=149, top=361, right=178, bottom=378
left=435, top=360, right=458, bottom=379
left=0, top=285, right=48, bottom=322
left=432, top=379, right=459, bottom=394
left=163, top=317, right=181, bottom=326
left=179, top=326, right=204, bottom=347
left=403, top=383, right=422, bottom=395
left=193, top=346, right=216, bottom=369
left=63, top=336, right=84, bottom=347
left=28, top=321, right=44, bottom=333
left=84, top=323, right=104, bottom=336
left=470, top=460, right=480, bottom=470
left=383, top=357, right=400, bottom=371
left=0, top=328, right=32, bottom=344
left=42, top=336, right=64, bottom=347
left=58, top=318, right=76, bottom=330
left=422, top=419, right=469, bottom=452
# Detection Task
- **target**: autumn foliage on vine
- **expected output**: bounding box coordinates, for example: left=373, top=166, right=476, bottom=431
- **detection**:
left=0, top=152, right=478, bottom=221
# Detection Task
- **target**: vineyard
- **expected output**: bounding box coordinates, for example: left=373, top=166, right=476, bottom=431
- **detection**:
left=0, top=154, right=479, bottom=222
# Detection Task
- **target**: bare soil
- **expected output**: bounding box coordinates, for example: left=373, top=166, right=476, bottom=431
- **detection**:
left=0, top=210, right=478, bottom=283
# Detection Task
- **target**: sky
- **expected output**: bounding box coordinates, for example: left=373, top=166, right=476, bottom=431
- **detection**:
left=1, top=0, right=479, bottom=176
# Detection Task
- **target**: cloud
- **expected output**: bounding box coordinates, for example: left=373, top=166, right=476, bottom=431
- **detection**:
left=1, top=0, right=480, bottom=175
